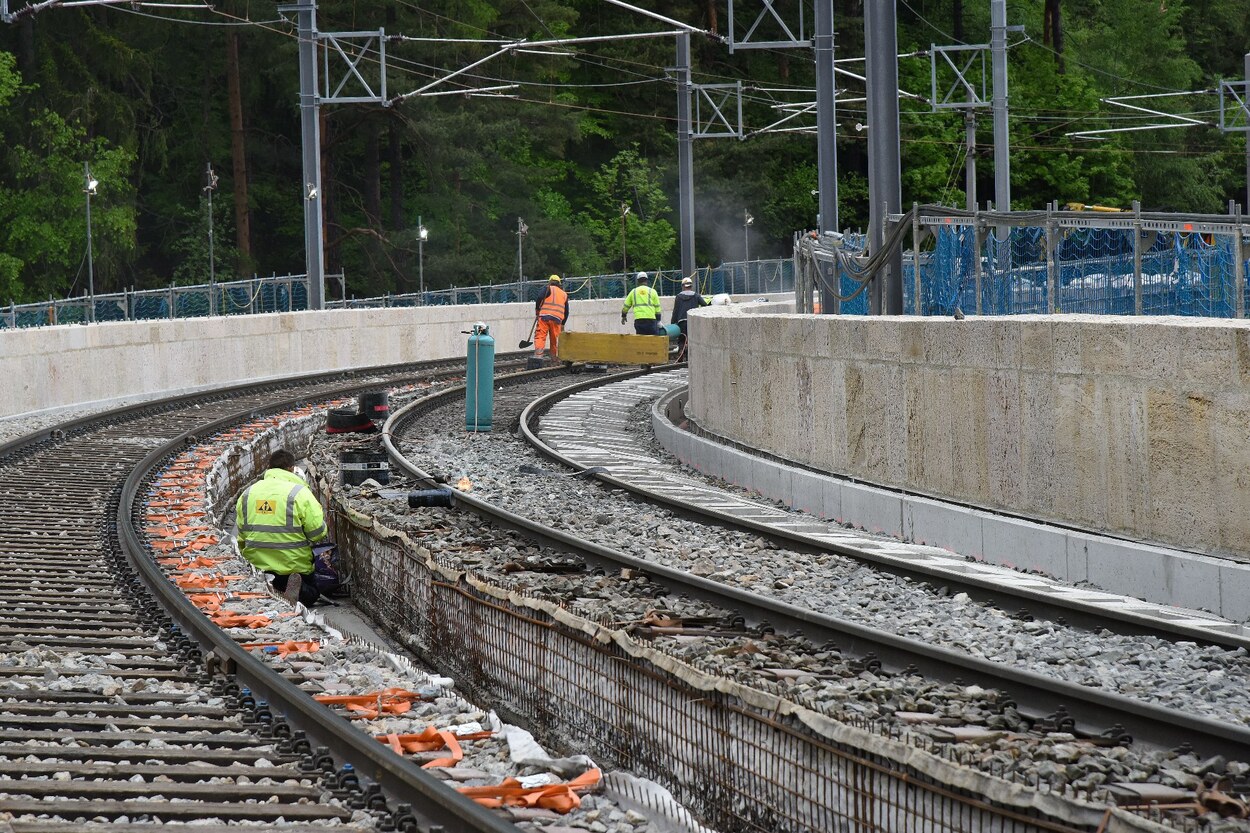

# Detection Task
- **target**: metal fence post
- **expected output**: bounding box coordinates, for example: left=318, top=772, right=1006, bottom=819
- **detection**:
left=251, top=276, right=258, bottom=315
left=168, top=283, right=175, bottom=319
left=911, top=203, right=921, bottom=315
left=1045, top=202, right=1057, bottom=314
left=1132, top=200, right=1143, bottom=315
left=8, top=302, right=14, bottom=329
left=49, top=295, right=56, bottom=326
left=1236, top=203, right=1246, bottom=319
left=973, top=209, right=984, bottom=316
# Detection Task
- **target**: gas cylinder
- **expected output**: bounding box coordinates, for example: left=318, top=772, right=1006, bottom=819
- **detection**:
left=465, top=321, right=495, bottom=432
left=660, top=323, right=681, bottom=340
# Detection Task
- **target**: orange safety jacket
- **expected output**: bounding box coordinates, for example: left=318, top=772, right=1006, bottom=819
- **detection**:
left=536, top=285, right=569, bottom=322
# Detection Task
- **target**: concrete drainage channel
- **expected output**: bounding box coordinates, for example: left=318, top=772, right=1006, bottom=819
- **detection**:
left=205, top=387, right=702, bottom=833
left=307, top=373, right=1150, bottom=833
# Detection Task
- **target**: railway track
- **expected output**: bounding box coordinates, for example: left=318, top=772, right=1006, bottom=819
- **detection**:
left=0, top=358, right=534, bottom=833
left=514, top=369, right=1250, bottom=758
left=372, top=364, right=1250, bottom=831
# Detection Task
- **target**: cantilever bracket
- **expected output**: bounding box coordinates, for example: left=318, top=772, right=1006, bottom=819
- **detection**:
left=726, top=0, right=808, bottom=52
left=1220, top=80, right=1250, bottom=133
left=693, top=82, right=743, bottom=139
left=321, top=29, right=387, bottom=104
left=930, top=43, right=989, bottom=111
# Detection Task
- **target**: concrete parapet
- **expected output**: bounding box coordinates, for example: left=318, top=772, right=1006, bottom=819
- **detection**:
left=657, top=384, right=1244, bottom=619
left=1, top=299, right=626, bottom=419
left=687, top=309, right=1250, bottom=562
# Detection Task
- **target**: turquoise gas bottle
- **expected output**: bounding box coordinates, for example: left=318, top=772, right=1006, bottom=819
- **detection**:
left=465, top=322, right=495, bottom=432
left=660, top=323, right=681, bottom=340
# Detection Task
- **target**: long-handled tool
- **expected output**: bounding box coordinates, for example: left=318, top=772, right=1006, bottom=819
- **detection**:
left=519, top=317, right=538, bottom=349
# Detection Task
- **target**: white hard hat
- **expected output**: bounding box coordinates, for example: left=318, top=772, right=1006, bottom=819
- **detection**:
left=636, top=271, right=649, bottom=282
left=681, top=277, right=693, bottom=287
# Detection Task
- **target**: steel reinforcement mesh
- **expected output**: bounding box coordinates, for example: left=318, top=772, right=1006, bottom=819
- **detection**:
left=328, top=509, right=1100, bottom=833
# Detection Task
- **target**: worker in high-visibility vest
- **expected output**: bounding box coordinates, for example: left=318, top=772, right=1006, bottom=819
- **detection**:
left=235, top=448, right=328, bottom=606
left=621, top=271, right=663, bottom=335
left=532, top=274, right=569, bottom=359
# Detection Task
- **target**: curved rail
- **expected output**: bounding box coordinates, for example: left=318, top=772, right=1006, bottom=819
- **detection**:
left=117, top=389, right=517, bottom=833
left=1, top=356, right=531, bottom=833
left=495, top=372, right=1250, bottom=761
left=520, top=375, right=1250, bottom=651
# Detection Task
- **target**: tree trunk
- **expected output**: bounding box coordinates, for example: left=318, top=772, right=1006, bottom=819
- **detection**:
left=364, top=118, right=381, bottom=228
left=388, top=117, right=404, bottom=230
left=322, top=108, right=338, bottom=283
left=704, top=0, right=718, bottom=35
left=952, top=0, right=964, bottom=43
left=16, top=18, right=34, bottom=76
left=226, top=30, right=252, bottom=272
left=1044, top=0, right=1065, bottom=73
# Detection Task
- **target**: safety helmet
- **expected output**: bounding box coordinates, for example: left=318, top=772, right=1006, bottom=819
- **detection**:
left=636, top=271, right=649, bottom=282
left=681, top=277, right=693, bottom=287
left=548, top=274, right=561, bottom=283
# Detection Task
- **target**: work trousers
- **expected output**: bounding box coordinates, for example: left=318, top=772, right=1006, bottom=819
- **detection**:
left=269, top=571, right=321, bottom=606
left=535, top=317, right=562, bottom=357
left=633, top=319, right=661, bottom=336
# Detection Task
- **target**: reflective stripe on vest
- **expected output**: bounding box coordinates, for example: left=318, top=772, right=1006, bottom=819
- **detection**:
left=236, top=471, right=325, bottom=575
left=239, top=483, right=305, bottom=535
left=539, top=286, right=567, bottom=320
left=626, top=287, right=661, bottom=320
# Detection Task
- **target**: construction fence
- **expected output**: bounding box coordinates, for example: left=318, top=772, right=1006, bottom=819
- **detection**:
left=0, top=263, right=789, bottom=330
left=801, top=205, right=1250, bottom=318
left=7, top=206, right=1250, bottom=329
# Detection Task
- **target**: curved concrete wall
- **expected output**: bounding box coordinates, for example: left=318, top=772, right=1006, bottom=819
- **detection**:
left=0, top=300, right=624, bottom=419
left=688, top=308, right=1250, bottom=560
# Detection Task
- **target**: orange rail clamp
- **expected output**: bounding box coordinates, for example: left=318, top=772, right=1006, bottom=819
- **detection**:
left=455, top=769, right=601, bottom=813
left=313, top=687, right=434, bottom=719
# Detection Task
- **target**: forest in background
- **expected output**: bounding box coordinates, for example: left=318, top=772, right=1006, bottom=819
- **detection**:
left=0, top=0, right=1247, bottom=304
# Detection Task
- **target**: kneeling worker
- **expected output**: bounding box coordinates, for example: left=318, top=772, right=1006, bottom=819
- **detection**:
left=235, top=448, right=327, bottom=606
left=533, top=274, right=569, bottom=359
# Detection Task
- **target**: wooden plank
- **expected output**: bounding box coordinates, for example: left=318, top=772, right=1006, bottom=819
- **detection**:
left=559, top=331, right=668, bottom=365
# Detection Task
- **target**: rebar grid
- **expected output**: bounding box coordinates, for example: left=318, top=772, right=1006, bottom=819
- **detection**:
left=329, top=511, right=1095, bottom=833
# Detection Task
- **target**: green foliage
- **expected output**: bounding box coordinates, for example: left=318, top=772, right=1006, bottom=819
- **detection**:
left=0, top=52, right=136, bottom=302
left=579, top=146, right=676, bottom=273
left=0, top=0, right=1246, bottom=302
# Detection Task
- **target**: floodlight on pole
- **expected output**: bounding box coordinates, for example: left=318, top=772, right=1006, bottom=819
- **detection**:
left=743, top=210, right=754, bottom=263
left=620, top=202, right=632, bottom=273
left=417, top=216, right=428, bottom=301
left=204, top=162, right=218, bottom=315
left=83, top=162, right=97, bottom=323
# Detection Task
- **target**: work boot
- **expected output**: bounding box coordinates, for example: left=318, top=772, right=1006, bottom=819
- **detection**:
left=281, top=573, right=302, bottom=605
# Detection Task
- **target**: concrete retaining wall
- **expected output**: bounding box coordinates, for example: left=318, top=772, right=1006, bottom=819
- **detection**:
left=0, top=299, right=626, bottom=419
left=688, top=308, right=1250, bottom=561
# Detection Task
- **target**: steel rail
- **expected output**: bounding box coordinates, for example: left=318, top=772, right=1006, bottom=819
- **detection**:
left=519, top=375, right=1250, bottom=652
left=0, top=357, right=533, bottom=833
left=117, top=389, right=520, bottom=833
left=381, top=370, right=1250, bottom=761
left=0, top=351, right=532, bottom=463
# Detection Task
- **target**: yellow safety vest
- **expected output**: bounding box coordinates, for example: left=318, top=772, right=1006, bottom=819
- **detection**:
left=235, top=468, right=327, bottom=575
left=622, top=286, right=662, bottom=321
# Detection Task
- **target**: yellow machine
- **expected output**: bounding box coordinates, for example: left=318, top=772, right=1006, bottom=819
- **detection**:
left=558, top=331, right=670, bottom=366
left=1063, top=202, right=1124, bottom=213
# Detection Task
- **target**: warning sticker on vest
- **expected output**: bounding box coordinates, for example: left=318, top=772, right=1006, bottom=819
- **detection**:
left=255, top=499, right=276, bottom=515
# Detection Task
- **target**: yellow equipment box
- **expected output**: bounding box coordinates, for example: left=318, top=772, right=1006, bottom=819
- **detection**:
left=558, top=331, right=669, bottom=365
